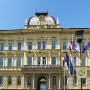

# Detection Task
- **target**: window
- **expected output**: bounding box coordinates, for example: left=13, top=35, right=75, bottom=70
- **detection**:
left=52, top=57, right=56, bottom=65
left=63, top=42, right=66, bottom=50
left=43, top=57, right=46, bottom=65
left=1, top=43, right=4, bottom=50
left=17, top=76, right=21, bottom=85
left=82, top=57, right=86, bottom=66
left=8, top=58, right=12, bottom=66
left=73, top=76, right=77, bottom=85
left=8, top=76, right=12, bottom=85
left=0, top=76, right=3, bottom=85
left=28, top=42, right=32, bottom=50
left=38, top=57, right=41, bottom=65
left=81, top=42, right=84, bottom=49
left=28, top=57, right=32, bottom=65
left=38, top=42, right=46, bottom=49
left=63, top=76, right=67, bottom=85
left=17, top=58, right=21, bottom=66
left=38, top=42, right=41, bottom=49
left=28, top=76, right=32, bottom=85
left=52, top=41, right=56, bottom=49
left=18, top=42, right=21, bottom=50
left=9, top=43, right=12, bottom=50
left=0, top=58, right=3, bottom=66
left=42, top=42, right=46, bottom=49
left=52, top=76, right=56, bottom=85
left=82, top=78, right=86, bottom=85
left=73, top=57, right=76, bottom=66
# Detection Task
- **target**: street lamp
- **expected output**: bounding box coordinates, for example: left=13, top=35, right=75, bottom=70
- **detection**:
left=75, top=30, right=84, bottom=90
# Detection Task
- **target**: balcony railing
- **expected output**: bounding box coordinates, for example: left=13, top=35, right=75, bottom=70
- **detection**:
left=22, top=65, right=60, bottom=69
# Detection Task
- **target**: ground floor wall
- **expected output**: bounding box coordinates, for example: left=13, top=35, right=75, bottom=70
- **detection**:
left=0, top=71, right=90, bottom=90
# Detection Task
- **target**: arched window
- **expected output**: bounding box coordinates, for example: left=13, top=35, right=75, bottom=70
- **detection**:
left=8, top=76, right=12, bottom=85
left=52, top=57, right=56, bottom=65
left=28, top=57, right=32, bottom=65
left=52, top=76, right=56, bottom=85
left=8, top=58, right=12, bottom=66
left=63, top=76, right=67, bottom=85
left=0, top=76, right=3, bottom=85
left=28, top=76, right=32, bottom=85
left=17, top=76, right=21, bottom=85
left=17, top=58, right=21, bottom=66
left=73, top=76, right=77, bottom=85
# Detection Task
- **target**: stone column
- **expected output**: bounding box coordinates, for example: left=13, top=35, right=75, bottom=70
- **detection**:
left=58, top=73, right=61, bottom=90
left=5, top=38, right=8, bottom=50
left=48, top=73, right=51, bottom=89
left=32, top=73, right=35, bottom=89
left=23, top=38, right=27, bottom=50
left=41, top=57, right=42, bottom=65
left=14, top=39, right=17, bottom=50
left=22, top=73, right=25, bottom=89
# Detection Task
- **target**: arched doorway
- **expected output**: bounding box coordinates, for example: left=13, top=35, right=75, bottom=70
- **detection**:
left=37, top=76, right=46, bottom=90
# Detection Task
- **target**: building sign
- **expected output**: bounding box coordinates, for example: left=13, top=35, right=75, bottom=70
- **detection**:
left=76, top=67, right=87, bottom=78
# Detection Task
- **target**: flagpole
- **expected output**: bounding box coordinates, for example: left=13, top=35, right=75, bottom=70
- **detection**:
left=72, top=34, right=74, bottom=90
left=64, top=57, right=65, bottom=90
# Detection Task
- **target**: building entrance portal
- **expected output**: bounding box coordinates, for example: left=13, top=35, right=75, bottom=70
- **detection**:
left=37, top=76, right=46, bottom=90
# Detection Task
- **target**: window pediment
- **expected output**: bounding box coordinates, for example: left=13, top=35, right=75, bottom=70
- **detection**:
left=36, top=37, right=48, bottom=41
left=50, top=37, right=57, bottom=41
left=0, top=38, right=5, bottom=41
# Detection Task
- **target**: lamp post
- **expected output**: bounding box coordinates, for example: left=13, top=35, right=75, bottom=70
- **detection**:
left=75, top=30, right=84, bottom=90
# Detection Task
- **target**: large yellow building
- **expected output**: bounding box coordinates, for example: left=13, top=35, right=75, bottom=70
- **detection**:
left=0, top=11, right=90, bottom=90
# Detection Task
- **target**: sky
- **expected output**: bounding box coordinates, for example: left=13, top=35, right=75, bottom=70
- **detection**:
left=0, top=0, right=90, bottom=29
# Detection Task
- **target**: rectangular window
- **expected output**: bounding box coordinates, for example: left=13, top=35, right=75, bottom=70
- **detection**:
left=63, top=42, right=66, bottom=50
left=52, top=41, right=56, bottom=49
left=82, top=78, right=86, bottom=85
left=81, top=42, right=84, bottom=49
left=18, top=42, right=21, bottom=50
left=0, top=58, right=3, bottom=66
left=42, top=41, right=46, bottom=49
left=8, top=58, right=12, bottom=66
left=38, top=57, right=41, bottom=65
left=43, top=57, right=46, bottom=65
left=38, top=42, right=41, bottom=49
left=1, top=43, right=4, bottom=50
left=73, top=57, right=76, bottom=66
left=9, top=43, right=12, bottom=50
left=82, top=57, right=86, bottom=66
left=28, top=42, right=32, bottom=50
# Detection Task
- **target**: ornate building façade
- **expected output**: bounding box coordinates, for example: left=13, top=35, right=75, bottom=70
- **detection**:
left=0, top=11, right=90, bottom=90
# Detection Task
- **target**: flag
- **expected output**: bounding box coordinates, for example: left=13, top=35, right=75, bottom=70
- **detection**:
left=82, top=42, right=90, bottom=53
left=64, top=52, right=76, bottom=75
left=70, top=41, right=80, bottom=53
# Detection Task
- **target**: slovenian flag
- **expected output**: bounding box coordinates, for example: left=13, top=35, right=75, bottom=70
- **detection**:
left=64, top=52, right=76, bottom=75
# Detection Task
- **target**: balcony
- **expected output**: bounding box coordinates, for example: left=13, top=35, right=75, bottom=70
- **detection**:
left=22, top=65, right=61, bottom=73
left=22, top=65, right=60, bottom=69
